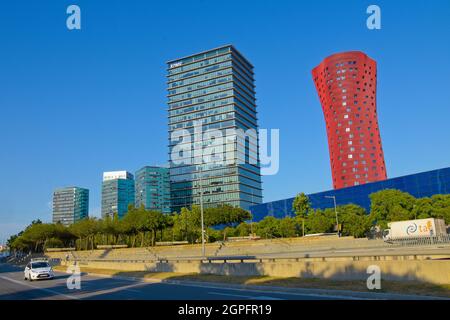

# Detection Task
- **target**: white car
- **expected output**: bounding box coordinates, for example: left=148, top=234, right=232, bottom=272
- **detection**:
left=24, top=260, right=54, bottom=281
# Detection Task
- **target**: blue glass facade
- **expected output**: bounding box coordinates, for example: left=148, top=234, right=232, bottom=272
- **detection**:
left=52, top=187, right=89, bottom=226
left=167, top=45, right=263, bottom=212
left=250, top=167, right=450, bottom=221
left=101, top=171, right=135, bottom=219
left=135, top=166, right=171, bottom=214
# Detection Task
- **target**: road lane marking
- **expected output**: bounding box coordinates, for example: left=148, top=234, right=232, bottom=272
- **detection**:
left=123, top=288, right=142, bottom=293
left=75, top=281, right=148, bottom=299
left=0, top=275, right=80, bottom=300
left=208, top=292, right=282, bottom=300
left=161, top=281, right=368, bottom=300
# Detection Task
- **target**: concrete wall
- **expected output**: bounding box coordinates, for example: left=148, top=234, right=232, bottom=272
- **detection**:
left=58, top=256, right=450, bottom=285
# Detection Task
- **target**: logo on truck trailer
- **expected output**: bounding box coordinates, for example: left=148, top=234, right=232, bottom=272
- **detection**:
left=406, top=223, right=418, bottom=235
left=406, top=221, right=434, bottom=236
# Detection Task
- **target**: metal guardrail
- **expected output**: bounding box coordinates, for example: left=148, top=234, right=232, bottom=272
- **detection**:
left=96, top=245, right=128, bottom=249
left=155, top=241, right=189, bottom=246
left=385, top=235, right=450, bottom=246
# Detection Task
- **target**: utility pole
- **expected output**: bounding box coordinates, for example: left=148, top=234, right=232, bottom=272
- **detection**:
left=199, top=166, right=206, bottom=258
left=325, top=195, right=340, bottom=237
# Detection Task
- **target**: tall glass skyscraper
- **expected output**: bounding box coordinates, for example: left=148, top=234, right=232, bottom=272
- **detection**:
left=52, top=187, right=89, bottom=226
left=135, top=166, right=171, bottom=214
left=167, top=45, right=263, bottom=211
left=101, top=171, right=135, bottom=219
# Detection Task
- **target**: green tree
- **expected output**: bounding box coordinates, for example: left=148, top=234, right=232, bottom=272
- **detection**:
left=279, top=217, right=298, bottom=238
left=8, top=219, right=44, bottom=252
left=222, top=226, right=237, bottom=240
left=69, top=218, right=99, bottom=250
left=171, top=206, right=202, bottom=244
left=430, top=194, right=450, bottom=224
left=369, top=189, right=416, bottom=229
left=235, top=222, right=251, bottom=237
left=292, top=192, right=311, bottom=236
left=143, top=209, right=165, bottom=246
left=255, top=216, right=280, bottom=238
left=204, top=205, right=252, bottom=227
left=15, top=223, right=64, bottom=252
left=121, top=206, right=143, bottom=247
left=337, top=204, right=370, bottom=238
left=412, top=197, right=434, bottom=220
left=305, top=209, right=335, bottom=234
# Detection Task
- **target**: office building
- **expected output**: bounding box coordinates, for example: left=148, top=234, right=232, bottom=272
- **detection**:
left=52, top=187, right=89, bottom=226
left=135, top=166, right=171, bottom=214
left=101, top=171, right=135, bottom=219
left=167, top=45, right=263, bottom=211
left=312, top=51, right=387, bottom=189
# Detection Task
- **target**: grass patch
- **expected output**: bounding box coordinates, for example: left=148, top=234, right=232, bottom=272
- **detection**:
left=53, top=265, right=450, bottom=298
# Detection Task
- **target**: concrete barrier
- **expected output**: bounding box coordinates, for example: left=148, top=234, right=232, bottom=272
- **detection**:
left=57, top=255, right=450, bottom=285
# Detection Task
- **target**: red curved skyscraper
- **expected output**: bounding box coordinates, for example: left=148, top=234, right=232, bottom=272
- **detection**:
left=312, top=51, right=387, bottom=189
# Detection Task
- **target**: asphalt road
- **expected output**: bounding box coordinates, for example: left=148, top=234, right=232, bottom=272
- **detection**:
left=0, top=264, right=344, bottom=300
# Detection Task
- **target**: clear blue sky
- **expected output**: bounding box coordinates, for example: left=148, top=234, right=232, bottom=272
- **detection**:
left=1, top=0, right=450, bottom=241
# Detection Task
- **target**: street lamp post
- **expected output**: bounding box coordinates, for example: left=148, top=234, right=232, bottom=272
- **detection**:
left=199, top=166, right=206, bottom=258
left=250, top=189, right=254, bottom=237
left=325, top=195, right=340, bottom=237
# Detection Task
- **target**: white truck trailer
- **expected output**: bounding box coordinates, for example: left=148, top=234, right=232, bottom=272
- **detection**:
left=383, top=218, right=447, bottom=240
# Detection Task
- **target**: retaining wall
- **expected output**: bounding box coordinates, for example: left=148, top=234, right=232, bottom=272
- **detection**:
left=57, top=256, right=450, bottom=285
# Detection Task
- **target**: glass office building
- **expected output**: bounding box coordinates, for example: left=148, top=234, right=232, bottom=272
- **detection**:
left=135, top=166, right=171, bottom=214
left=167, top=45, right=263, bottom=211
left=52, top=187, right=89, bottom=226
left=101, top=171, right=135, bottom=219
left=250, top=167, right=450, bottom=221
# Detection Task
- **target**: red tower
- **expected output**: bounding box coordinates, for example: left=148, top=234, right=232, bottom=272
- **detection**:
left=312, top=51, right=387, bottom=189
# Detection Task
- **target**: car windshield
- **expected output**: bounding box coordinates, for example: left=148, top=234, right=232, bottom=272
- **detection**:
left=31, top=262, right=49, bottom=269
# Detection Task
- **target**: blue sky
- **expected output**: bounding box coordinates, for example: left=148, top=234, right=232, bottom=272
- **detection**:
left=1, top=0, right=450, bottom=241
